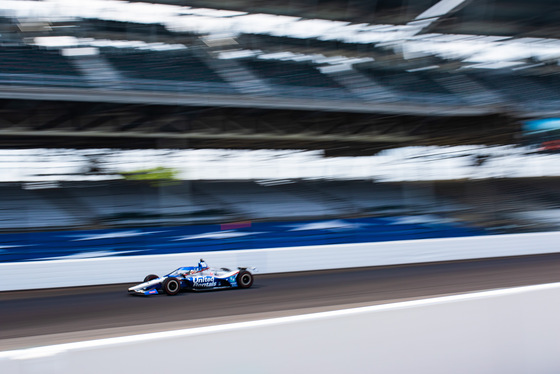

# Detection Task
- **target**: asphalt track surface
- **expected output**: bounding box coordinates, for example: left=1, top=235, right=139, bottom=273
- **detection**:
left=2, top=253, right=560, bottom=350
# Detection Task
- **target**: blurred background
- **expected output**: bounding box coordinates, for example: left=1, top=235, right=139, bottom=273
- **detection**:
left=0, top=0, right=559, bottom=262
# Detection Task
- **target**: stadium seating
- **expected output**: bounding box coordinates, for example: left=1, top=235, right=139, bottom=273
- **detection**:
left=0, top=46, right=88, bottom=88
left=62, top=182, right=229, bottom=225
left=0, top=185, right=80, bottom=229
left=468, top=72, right=558, bottom=104
left=1, top=178, right=558, bottom=261
left=356, top=67, right=466, bottom=105
left=193, top=181, right=338, bottom=218
left=103, top=49, right=237, bottom=93
left=0, top=180, right=474, bottom=231
left=0, top=42, right=557, bottom=111
left=240, top=58, right=354, bottom=99
left=243, top=58, right=341, bottom=88
left=0, top=46, right=80, bottom=76
left=104, top=49, right=223, bottom=82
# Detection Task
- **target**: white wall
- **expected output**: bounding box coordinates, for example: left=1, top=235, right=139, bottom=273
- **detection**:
left=2, top=282, right=560, bottom=373
left=1, top=231, right=559, bottom=291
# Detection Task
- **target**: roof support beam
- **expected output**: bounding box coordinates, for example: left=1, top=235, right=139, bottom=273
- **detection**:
left=415, top=0, right=470, bottom=21
left=0, top=85, right=500, bottom=117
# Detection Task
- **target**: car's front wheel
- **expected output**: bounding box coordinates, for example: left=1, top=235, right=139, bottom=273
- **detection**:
left=143, top=274, right=159, bottom=282
left=237, top=271, right=253, bottom=288
left=162, top=277, right=181, bottom=295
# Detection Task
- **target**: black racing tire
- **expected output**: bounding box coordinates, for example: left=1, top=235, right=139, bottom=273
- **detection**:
left=143, top=274, right=159, bottom=282
left=162, top=277, right=181, bottom=296
left=237, top=270, right=254, bottom=289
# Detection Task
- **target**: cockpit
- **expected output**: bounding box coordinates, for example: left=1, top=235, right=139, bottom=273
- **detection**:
left=167, top=260, right=210, bottom=277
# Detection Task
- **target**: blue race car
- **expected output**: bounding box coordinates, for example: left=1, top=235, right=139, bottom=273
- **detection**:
left=128, top=259, right=256, bottom=296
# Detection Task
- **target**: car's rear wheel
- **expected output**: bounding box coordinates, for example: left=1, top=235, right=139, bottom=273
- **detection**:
left=143, top=274, right=159, bottom=282
left=162, top=277, right=181, bottom=295
left=237, top=270, right=253, bottom=288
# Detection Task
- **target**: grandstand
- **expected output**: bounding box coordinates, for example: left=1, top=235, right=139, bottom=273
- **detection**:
left=0, top=178, right=557, bottom=233
left=0, top=0, right=559, bottom=250
left=1, top=175, right=559, bottom=262
left=0, top=0, right=558, bottom=154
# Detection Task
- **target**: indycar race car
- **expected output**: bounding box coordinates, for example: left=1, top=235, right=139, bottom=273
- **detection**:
left=128, top=259, right=256, bottom=296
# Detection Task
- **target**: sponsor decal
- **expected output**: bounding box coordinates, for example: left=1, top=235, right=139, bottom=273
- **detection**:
left=192, top=276, right=217, bottom=288
left=540, top=140, right=560, bottom=151
left=220, top=221, right=252, bottom=230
